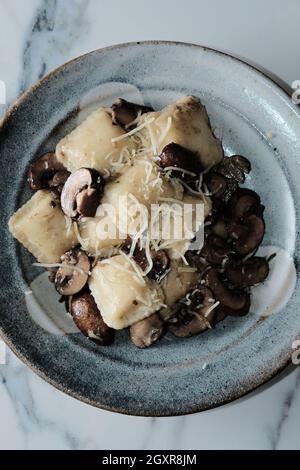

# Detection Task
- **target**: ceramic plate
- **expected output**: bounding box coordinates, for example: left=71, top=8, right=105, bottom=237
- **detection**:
left=1, top=42, right=300, bottom=416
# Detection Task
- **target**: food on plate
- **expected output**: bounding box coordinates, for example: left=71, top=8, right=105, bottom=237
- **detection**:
left=9, top=95, right=270, bottom=348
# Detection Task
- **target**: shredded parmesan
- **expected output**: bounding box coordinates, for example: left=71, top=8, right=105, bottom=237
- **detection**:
left=179, top=179, right=205, bottom=196
left=158, top=196, right=184, bottom=204
left=146, top=120, right=158, bottom=155
left=32, top=262, right=90, bottom=276
left=164, top=166, right=197, bottom=177
left=178, top=267, right=197, bottom=273
left=158, top=116, right=172, bottom=145
left=111, top=118, right=155, bottom=143
left=73, top=222, right=88, bottom=250
left=125, top=110, right=142, bottom=129
left=204, top=301, right=220, bottom=317
left=64, top=216, right=73, bottom=236
left=119, top=251, right=146, bottom=285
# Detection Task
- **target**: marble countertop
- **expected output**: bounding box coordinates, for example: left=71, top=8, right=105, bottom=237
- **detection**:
left=1, top=0, right=300, bottom=450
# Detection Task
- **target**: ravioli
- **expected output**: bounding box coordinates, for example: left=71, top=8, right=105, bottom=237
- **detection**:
left=89, top=254, right=165, bottom=329
left=8, top=190, right=77, bottom=263
left=142, top=95, right=223, bottom=169
left=56, top=108, right=132, bottom=173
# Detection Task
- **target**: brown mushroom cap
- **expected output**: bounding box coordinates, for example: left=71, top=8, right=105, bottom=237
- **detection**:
left=168, top=286, right=216, bottom=337
left=49, top=169, right=71, bottom=192
left=205, top=173, right=227, bottom=198
left=55, top=248, right=90, bottom=296
left=235, top=214, right=265, bottom=255
left=111, top=98, right=153, bottom=128
left=60, top=168, right=105, bottom=219
left=200, top=234, right=231, bottom=266
left=71, top=292, right=114, bottom=345
left=159, top=142, right=202, bottom=180
left=205, top=267, right=250, bottom=316
left=28, top=152, right=67, bottom=190
left=230, top=155, right=251, bottom=174
left=214, top=155, right=249, bottom=184
left=121, top=236, right=170, bottom=281
left=225, top=256, right=269, bottom=287
left=130, top=313, right=164, bottom=348
left=228, top=188, right=263, bottom=220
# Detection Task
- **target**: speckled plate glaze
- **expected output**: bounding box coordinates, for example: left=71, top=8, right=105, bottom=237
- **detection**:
left=1, top=41, right=300, bottom=416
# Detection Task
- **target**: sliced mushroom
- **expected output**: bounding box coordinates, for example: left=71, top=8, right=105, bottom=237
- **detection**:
left=55, top=248, right=90, bottom=296
left=205, top=268, right=250, bottom=316
left=230, top=155, right=251, bottom=175
left=49, top=169, right=71, bottom=192
left=200, top=234, right=231, bottom=266
left=225, top=256, right=269, bottom=287
left=111, top=98, right=153, bottom=128
left=168, top=286, right=215, bottom=337
left=121, top=236, right=170, bottom=281
left=159, top=142, right=202, bottom=180
left=71, top=292, right=114, bottom=345
left=214, top=155, right=248, bottom=184
left=235, top=214, right=265, bottom=255
left=205, top=173, right=227, bottom=198
left=28, top=152, right=67, bottom=190
left=148, top=250, right=170, bottom=281
left=130, top=313, right=164, bottom=348
left=60, top=168, right=105, bottom=219
left=228, top=188, right=263, bottom=220
left=222, top=177, right=238, bottom=202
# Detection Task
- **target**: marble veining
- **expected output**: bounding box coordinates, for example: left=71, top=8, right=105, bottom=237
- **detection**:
left=0, top=0, right=300, bottom=450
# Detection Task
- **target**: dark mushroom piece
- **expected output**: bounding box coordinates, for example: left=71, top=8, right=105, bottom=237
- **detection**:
left=49, top=169, right=71, bottom=192
left=214, top=155, right=248, bottom=184
left=228, top=188, right=264, bottom=220
left=205, top=173, right=227, bottom=198
left=222, top=177, right=238, bottom=203
left=60, top=168, right=105, bottom=219
left=71, top=292, right=114, bottom=345
left=55, top=248, right=90, bottom=296
left=200, top=234, right=231, bottom=266
left=227, top=220, right=249, bottom=241
left=225, top=257, right=269, bottom=287
left=111, top=98, right=153, bottom=128
left=121, top=236, right=170, bottom=281
left=234, top=214, right=265, bottom=255
left=28, top=152, right=69, bottom=190
left=168, top=286, right=216, bottom=337
left=184, top=250, right=206, bottom=271
left=205, top=267, right=250, bottom=316
left=230, top=155, right=251, bottom=175
left=148, top=250, right=170, bottom=281
left=159, top=143, right=202, bottom=181
left=130, top=313, right=164, bottom=348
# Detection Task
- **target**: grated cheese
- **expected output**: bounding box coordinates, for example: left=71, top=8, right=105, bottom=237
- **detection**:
left=32, top=262, right=90, bottom=276
left=158, top=116, right=172, bottom=145
left=111, top=117, right=155, bottom=143
left=119, top=250, right=146, bottom=285
left=146, top=120, right=158, bottom=155
left=178, top=267, right=197, bottom=273
left=179, top=179, right=205, bottom=197
left=73, top=222, right=88, bottom=250
left=125, top=110, right=142, bottom=130
left=164, top=166, right=197, bottom=177
left=203, top=300, right=220, bottom=318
